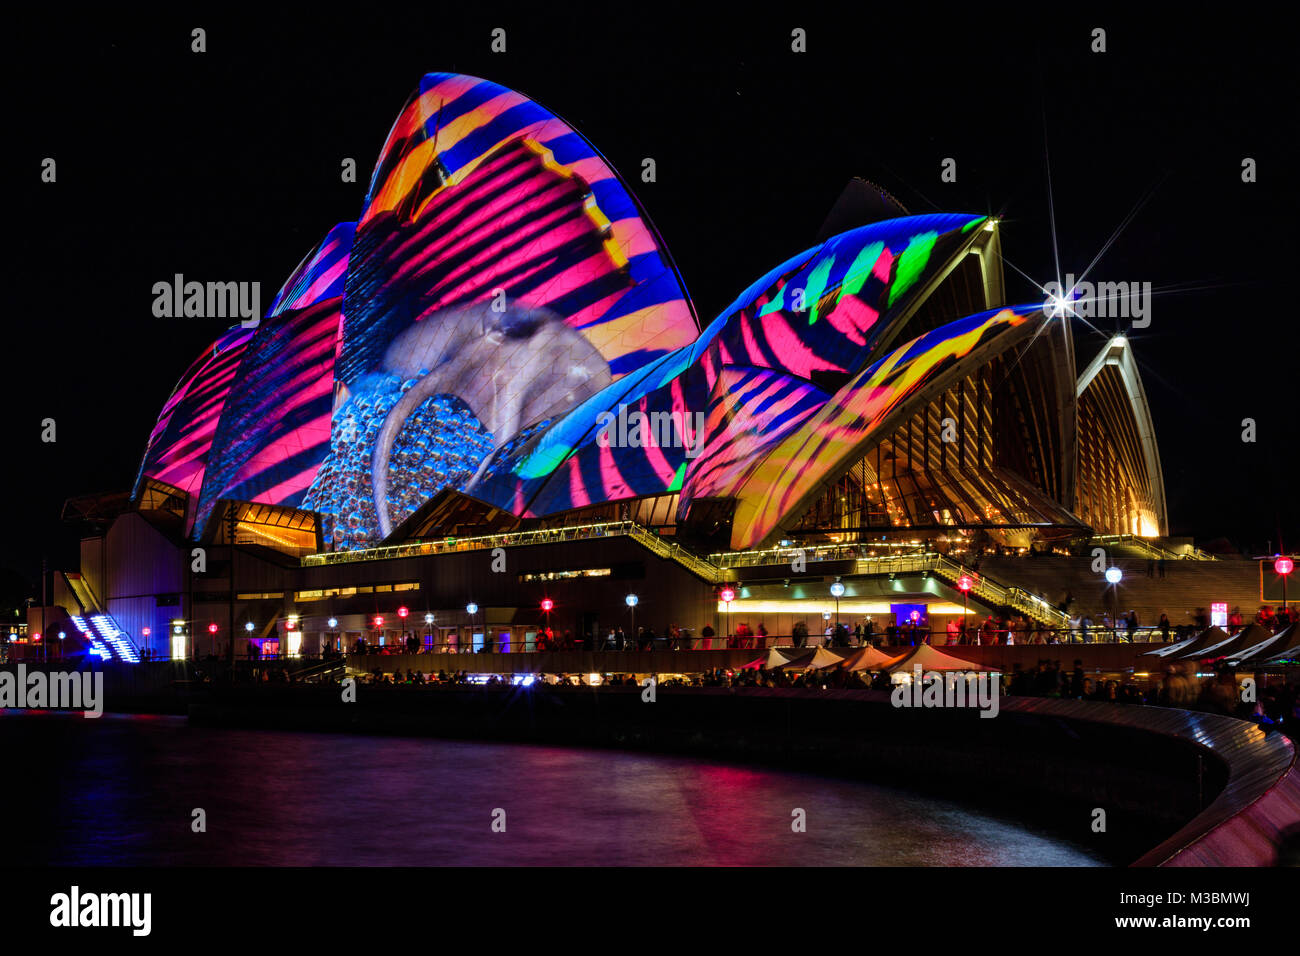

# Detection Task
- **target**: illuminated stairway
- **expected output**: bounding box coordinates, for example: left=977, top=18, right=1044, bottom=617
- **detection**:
left=69, top=614, right=113, bottom=662
left=63, top=574, right=142, bottom=663
left=89, top=614, right=141, bottom=663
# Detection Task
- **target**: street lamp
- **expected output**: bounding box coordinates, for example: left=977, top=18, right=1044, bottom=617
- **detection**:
left=625, top=593, right=638, bottom=650
left=719, top=587, right=735, bottom=643
left=467, top=602, right=479, bottom=651
left=830, top=580, right=845, bottom=636
left=957, top=574, right=973, bottom=641
left=540, top=598, right=553, bottom=647
left=1105, top=567, right=1123, bottom=642
left=1276, top=556, right=1294, bottom=612
left=822, top=609, right=832, bottom=646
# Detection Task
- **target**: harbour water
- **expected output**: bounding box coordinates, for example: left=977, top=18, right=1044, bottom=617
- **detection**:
left=0, top=712, right=1101, bottom=866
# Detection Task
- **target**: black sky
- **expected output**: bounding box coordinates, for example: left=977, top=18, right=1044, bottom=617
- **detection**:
left=8, top=7, right=1297, bottom=587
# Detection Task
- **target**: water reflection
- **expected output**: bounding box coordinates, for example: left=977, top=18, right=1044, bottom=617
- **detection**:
left=0, top=712, right=1100, bottom=866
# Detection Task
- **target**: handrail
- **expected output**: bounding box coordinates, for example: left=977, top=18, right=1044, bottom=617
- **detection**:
left=1089, top=533, right=1217, bottom=562
left=302, top=520, right=732, bottom=582
left=703, top=545, right=1069, bottom=628
left=64, top=572, right=144, bottom=662
left=340, top=625, right=1197, bottom=656
left=711, top=542, right=876, bottom=568
left=291, top=656, right=348, bottom=682
left=302, top=520, right=635, bottom=565
left=925, top=554, right=1069, bottom=628
left=623, top=524, right=730, bottom=583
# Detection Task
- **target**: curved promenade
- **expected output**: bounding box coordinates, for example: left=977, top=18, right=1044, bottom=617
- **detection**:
left=178, top=677, right=1300, bottom=866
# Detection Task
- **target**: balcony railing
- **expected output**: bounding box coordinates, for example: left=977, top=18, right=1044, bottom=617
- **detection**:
left=1089, top=533, right=1217, bottom=562
left=305, top=521, right=635, bottom=566
left=302, top=520, right=732, bottom=582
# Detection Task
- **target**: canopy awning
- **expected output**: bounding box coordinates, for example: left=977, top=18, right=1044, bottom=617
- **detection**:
left=838, top=645, right=904, bottom=672
left=765, top=647, right=815, bottom=670
left=1159, top=626, right=1229, bottom=660
left=1255, top=624, right=1300, bottom=666
left=808, top=646, right=848, bottom=669
left=1180, top=624, right=1272, bottom=661
left=885, top=643, right=989, bottom=674
left=1231, top=623, right=1296, bottom=664
left=1142, top=633, right=1200, bottom=657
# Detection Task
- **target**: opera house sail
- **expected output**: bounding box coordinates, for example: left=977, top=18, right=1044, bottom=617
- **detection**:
left=131, top=72, right=1167, bottom=558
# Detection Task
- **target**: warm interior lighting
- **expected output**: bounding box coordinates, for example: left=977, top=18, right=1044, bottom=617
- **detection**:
left=720, top=599, right=967, bottom=615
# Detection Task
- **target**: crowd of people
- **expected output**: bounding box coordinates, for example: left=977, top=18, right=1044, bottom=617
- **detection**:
left=346, top=659, right=1299, bottom=741
left=333, top=602, right=1296, bottom=660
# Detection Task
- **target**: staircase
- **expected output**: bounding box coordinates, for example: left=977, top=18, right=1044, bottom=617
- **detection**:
left=291, top=657, right=348, bottom=683
left=976, top=554, right=1263, bottom=627
left=926, top=555, right=1070, bottom=628
left=88, top=614, right=141, bottom=663
left=63, top=574, right=142, bottom=663
left=625, top=524, right=731, bottom=583
left=709, top=546, right=1069, bottom=627
left=839, top=553, right=1069, bottom=627
left=1089, top=534, right=1217, bottom=562
left=69, top=614, right=112, bottom=662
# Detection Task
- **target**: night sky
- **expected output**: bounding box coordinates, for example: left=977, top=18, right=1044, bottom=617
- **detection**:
left=9, top=8, right=1296, bottom=588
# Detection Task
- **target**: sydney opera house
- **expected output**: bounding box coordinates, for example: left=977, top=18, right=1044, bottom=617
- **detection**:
left=46, top=72, right=1204, bottom=663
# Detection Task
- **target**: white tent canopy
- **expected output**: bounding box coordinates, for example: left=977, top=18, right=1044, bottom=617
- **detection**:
left=765, top=647, right=815, bottom=670
left=807, top=646, right=848, bottom=669
left=884, top=643, right=989, bottom=674
left=838, top=645, right=903, bottom=672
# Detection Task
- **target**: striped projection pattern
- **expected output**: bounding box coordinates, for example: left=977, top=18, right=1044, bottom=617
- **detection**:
left=468, top=214, right=992, bottom=529
left=135, top=72, right=696, bottom=544
left=136, top=71, right=1053, bottom=553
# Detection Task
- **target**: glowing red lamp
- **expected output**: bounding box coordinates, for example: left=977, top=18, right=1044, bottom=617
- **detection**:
left=373, top=615, right=385, bottom=628
left=1277, top=556, right=1295, bottom=576
left=397, top=606, right=409, bottom=619
left=540, top=598, right=554, bottom=612
left=207, top=623, right=219, bottom=634
left=719, top=587, right=736, bottom=604
left=957, top=575, right=973, bottom=592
